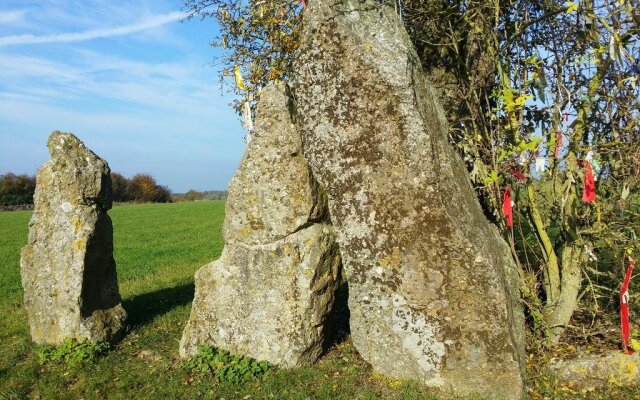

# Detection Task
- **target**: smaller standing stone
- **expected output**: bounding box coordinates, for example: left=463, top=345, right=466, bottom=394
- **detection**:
left=20, top=131, right=127, bottom=344
left=179, top=84, right=342, bottom=367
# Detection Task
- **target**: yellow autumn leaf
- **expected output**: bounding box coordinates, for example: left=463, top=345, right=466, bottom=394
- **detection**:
left=566, top=1, right=578, bottom=12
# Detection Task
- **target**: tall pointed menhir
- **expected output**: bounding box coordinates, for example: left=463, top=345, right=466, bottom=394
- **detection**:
left=294, top=0, right=525, bottom=398
left=20, top=131, right=127, bottom=344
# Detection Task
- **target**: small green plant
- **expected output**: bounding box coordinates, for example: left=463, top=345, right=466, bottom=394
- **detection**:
left=184, top=346, right=272, bottom=384
left=36, top=338, right=111, bottom=366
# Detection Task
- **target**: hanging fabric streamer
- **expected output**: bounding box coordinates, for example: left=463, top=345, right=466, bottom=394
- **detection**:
left=585, top=151, right=600, bottom=181
left=518, top=153, right=527, bottom=166
left=555, top=131, right=563, bottom=159
left=234, top=65, right=246, bottom=90
left=511, top=168, right=526, bottom=181
left=242, top=101, right=253, bottom=131
left=502, top=187, right=513, bottom=228
left=592, top=159, right=601, bottom=180
left=585, top=151, right=594, bottom=162
left=535, top=157, right=547, bottom=173
left=582, top=160, right=596, bottom=203
left=621, top=256, right=636, bottom=354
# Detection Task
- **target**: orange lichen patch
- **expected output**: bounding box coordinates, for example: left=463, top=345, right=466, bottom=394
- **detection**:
left=370, top=372, right=403, bottom=389
left=72, top=218, right=84, bottom=234
left=378, top=247, right=400, bottom=269
left=74, top=238, right=86, bottom=250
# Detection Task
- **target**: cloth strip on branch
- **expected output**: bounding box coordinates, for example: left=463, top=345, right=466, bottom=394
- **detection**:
left=621, top=256, right=636, bottom=354
left=243, top=101, right=253, bottom=131
left=555, top=131, right=563, bottom=159
left=234, top=65, right=245, bottom=90
left=511, top=168, right=526, bottom=181
left=582, top=160, right=596, bottom=203
left=535, top=157, right=546, bottom=173
left=502, top=187, right=513, bottom=228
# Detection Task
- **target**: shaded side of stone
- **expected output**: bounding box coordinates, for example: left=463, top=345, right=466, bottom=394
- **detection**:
left=20, top=131, right=126, bottom=344
left=294, top=1, right=524, bottom=398
left=180, top=84, right=342, bottom=367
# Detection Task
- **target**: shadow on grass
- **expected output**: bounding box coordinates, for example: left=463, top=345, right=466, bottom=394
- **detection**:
left=123, top=282, right=194, bottom=328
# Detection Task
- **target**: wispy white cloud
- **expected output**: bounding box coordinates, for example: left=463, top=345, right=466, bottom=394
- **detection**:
left=0, top=10, right=187, bottom=46
left=0, top=9, right=28, bottom=24
left=0, top=51, right=231, bottom=117
left=0, top=1, right=242, bottom=191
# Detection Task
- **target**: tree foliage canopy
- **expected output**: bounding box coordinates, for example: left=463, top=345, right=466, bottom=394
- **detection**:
left=0, top=173, right=36, bottom=206
left=126, top=173, right=172, bottom=203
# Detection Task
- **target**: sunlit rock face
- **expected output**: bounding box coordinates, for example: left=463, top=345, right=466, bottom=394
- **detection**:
left=179, top=84, right=342, bottom=367
left=21, top=131, right=126, bottom=345
left=294, top=0, right=525, bottom=397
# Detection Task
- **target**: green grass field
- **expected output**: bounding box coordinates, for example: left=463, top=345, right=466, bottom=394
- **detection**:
left=0, top=201, right=636, bottom=400
left=0, top=201, right=436, bottom=400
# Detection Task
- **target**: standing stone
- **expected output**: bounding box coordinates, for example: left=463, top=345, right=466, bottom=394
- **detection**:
left=179, top=84, right=342, bottom=367
left=20, top=131, right=126, bottom=344
left=294, top=0, right=525, bottom=398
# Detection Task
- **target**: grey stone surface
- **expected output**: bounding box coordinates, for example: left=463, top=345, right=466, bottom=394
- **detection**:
left=223, top=84, right=328, bottom=246
left=179, top=84, right=342, bottom=367
left=551, top=351, right=640, bottom=389
left=294, top=0, right=525, bottom=397
left=20, top=131, right=126, bottom=344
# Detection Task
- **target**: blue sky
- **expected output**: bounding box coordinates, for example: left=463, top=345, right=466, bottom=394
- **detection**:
left=0, top=0, right=245, bottom=192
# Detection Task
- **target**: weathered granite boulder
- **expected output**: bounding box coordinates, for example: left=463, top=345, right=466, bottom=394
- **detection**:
left=20, top=131, right=126, bottom=344
left=551, top=351, right=640, bottom=390
left=179, top=84, right=342, bottom=367
left=294, top=0, right=525, bottom=397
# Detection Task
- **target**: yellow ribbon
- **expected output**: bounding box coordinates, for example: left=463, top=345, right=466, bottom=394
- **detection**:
left=234, top=65, right=245, bottom=90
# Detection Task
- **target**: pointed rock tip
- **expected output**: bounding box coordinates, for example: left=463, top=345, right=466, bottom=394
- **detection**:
left=257, top=82, right=291, bottom=110
left=47, top=131, right=85, bottom=157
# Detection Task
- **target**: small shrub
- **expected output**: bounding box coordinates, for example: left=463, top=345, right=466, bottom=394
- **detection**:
left=36, top=339, right=111, bottom=366
left=184, top=346, right=272, bottom=384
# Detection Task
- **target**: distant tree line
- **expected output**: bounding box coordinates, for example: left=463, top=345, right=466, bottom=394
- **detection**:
left=111, top=173, right=172, bottom=203
left=0, top=173, right=36, bottom=206
left=173, top=190, right=227, bottom=202
left=0, top=172, right=172, bottom=206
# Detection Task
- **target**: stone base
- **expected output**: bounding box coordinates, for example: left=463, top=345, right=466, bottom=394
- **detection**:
left=180, top=223, right=341, bottom=367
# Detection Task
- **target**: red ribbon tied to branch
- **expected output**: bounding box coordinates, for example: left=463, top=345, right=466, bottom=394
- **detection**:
left=511, top=168, right=526, bottom=181
left=621, top=256, right=636, bottom=354
left=555, top=131, right=563, bottom=159
left=502, top=187, right=513, bottom=228
left=582, top=161, right=596, bottom=203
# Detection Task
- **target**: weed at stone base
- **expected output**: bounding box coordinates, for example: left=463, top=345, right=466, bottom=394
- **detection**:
left=184, top=346, right=272, bottom=384
left=36, top=339, right=111, bottom=367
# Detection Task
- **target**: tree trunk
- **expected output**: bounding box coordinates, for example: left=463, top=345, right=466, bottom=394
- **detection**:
left=545, top=242, right=585, bottom=344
